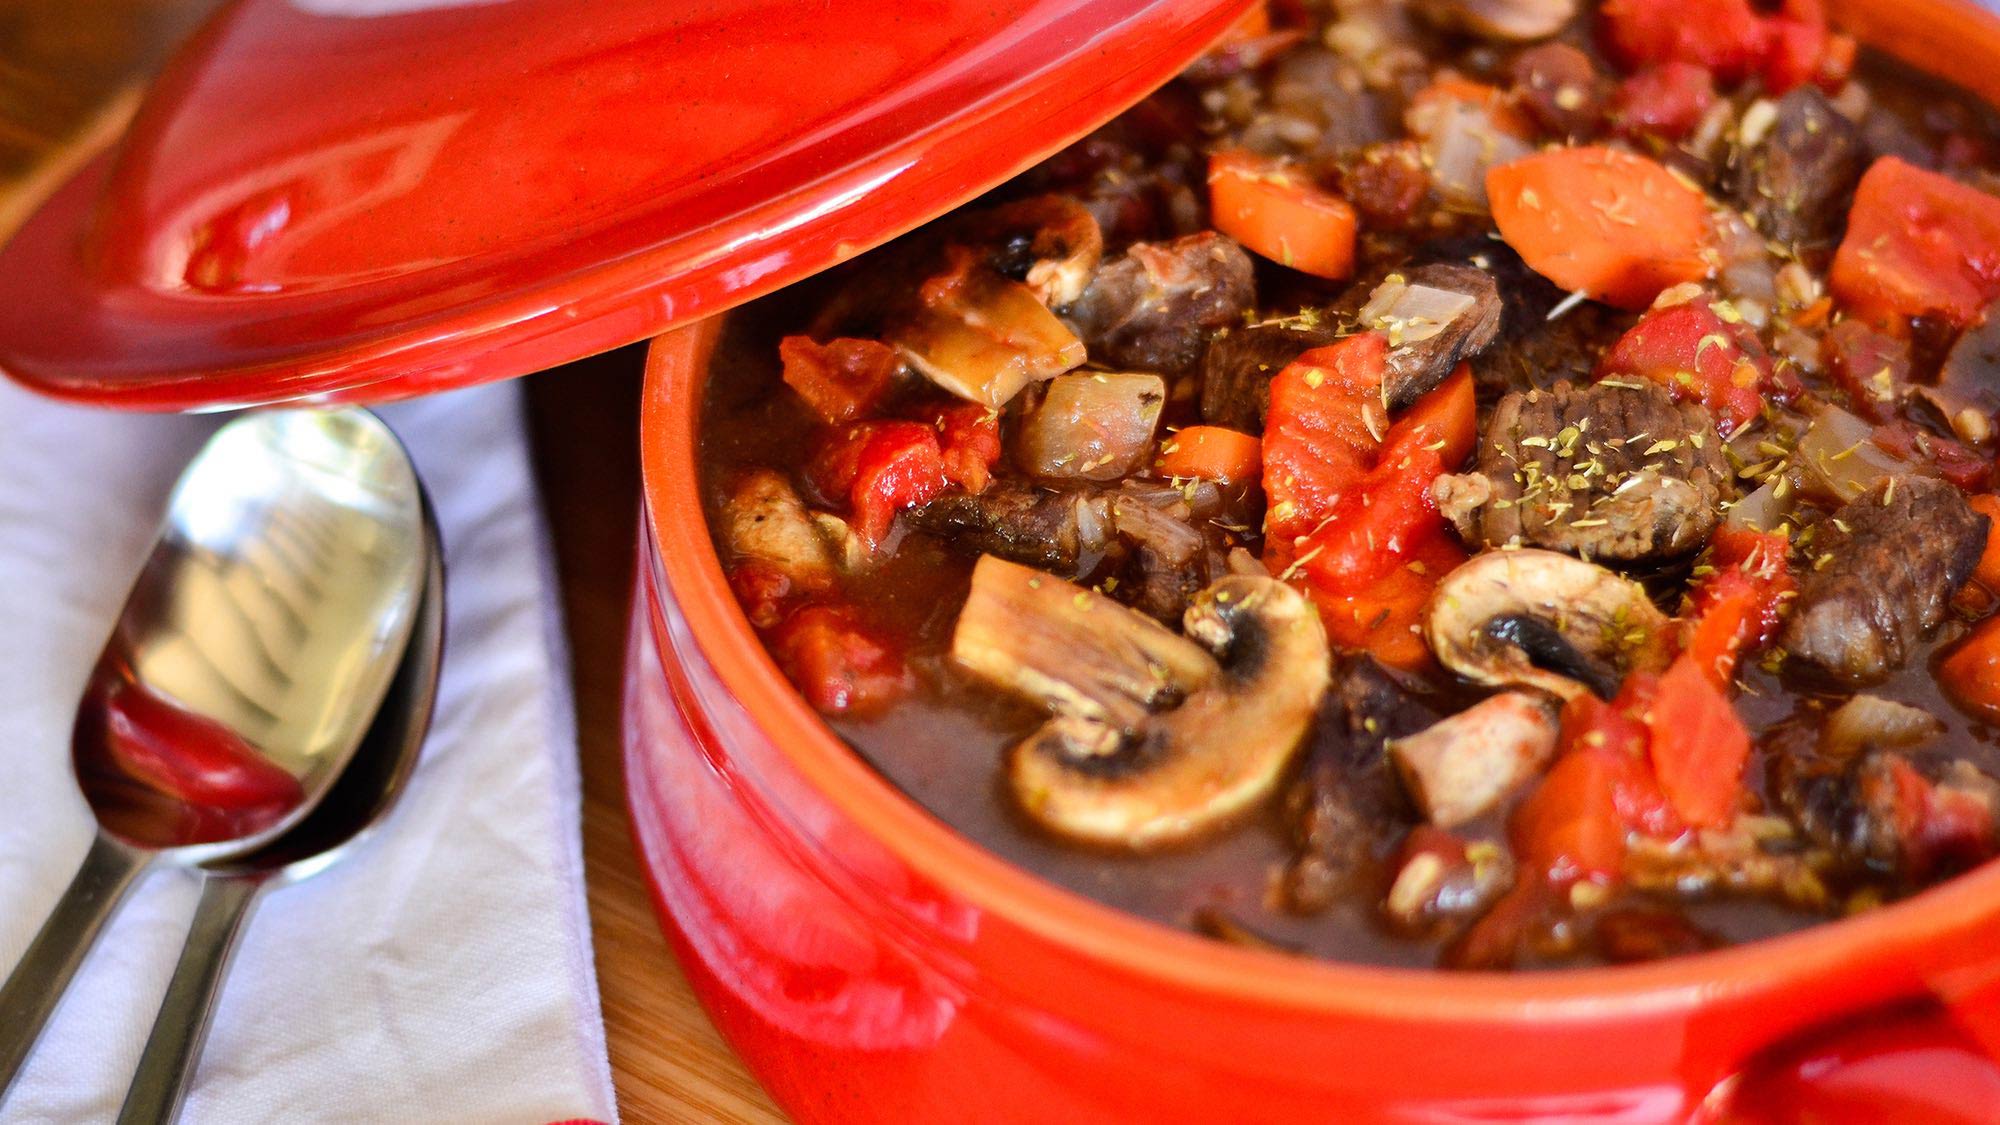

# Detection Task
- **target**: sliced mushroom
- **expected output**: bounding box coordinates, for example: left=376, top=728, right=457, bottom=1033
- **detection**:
left=889, top=248, right=1086, bottom=408
left=1424, top=549, right=1672, bottom=701
left=953, top=555, right=1217, bottom=737
left=957, top=560, right=1331, bottom=848
left=1414, top=0, right=1576, bottom=41
left=1389, top=691, right=1560, bottom=828
left=967, top=194, right=1105, bottom=309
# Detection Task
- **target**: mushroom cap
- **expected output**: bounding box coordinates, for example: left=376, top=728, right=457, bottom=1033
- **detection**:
left=1424, top=548, right=1672, bottom=700
left=1009, top=574, right=1332, bottom=849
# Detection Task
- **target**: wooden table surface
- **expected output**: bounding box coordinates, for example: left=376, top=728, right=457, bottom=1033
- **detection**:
left=0, top=5, right=786, bottom=1119
left=528, top=359, right=787, bottom=1124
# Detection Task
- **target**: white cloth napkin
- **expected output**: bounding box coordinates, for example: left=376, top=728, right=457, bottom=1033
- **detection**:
left=0, top=378, right=616, bottom=1124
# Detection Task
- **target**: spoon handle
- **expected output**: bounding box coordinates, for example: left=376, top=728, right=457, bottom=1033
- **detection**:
left=116, top=874, right=265, bottom=1125
left=0, top=831, right=149, bottom=1101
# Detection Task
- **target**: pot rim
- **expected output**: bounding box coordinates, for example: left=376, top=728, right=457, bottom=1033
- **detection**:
left=637, top=313, right=2000, bottom=1023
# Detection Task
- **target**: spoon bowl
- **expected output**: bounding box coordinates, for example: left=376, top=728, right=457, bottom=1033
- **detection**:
left=0, top=408, right=428, bottom=1102
left=117, top=501, right=445, bottom=1125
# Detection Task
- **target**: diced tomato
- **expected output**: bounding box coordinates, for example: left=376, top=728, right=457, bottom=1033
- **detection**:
left=1158, top=425, right=1263, bottom=484
left=1560, top=675, right=1684, bottom=838
left=779, top=335, right=901, bottom=424
left=1391, top=364, right=1478, bottom=471
left=1683, top=525, right=1796, bottom=686
left=1819, top=318, right=1913, bottom=423
left=1818, top=31, right=1858, bottom=90
left=1308, top=536, right=1465, bottom=672
left=1294, top=443, right=1446, bottom=590
left=728, top=560, right=805, bottom=630
left=1447, top=878, right=1554, bottom=971
left=1209, top=149, right=1359, bottom=280
left=1942, top=615, right=2000, bottom=723
left=808, top=421, right=948, bottom=547
left=1615, top=63, right=1717, bottom=142
left=768, top=604, right=913, bottom=716
left=928, top=402, right=1002, bottom=494
left=1514, top=750, right=1628, bottom=885
left=1866, top=755, right=1999, bottom=879
left=1559, top=691, right=1646, bottom=759
left=1599, top=0, right=1771, bottom=82
left=1831, top=158, right=2000, bottom=330
left=1282, top=371, right=1475, bottom=668
left=1763, top=0, right=1831, bottom=95
left=1262, top=334, right=1389, bottom=554
left=1870, top=420, right=1993, bottom=492
left=1598, top=0, right=1834, bottom=94
left=1598, top=300, right=1772, bottom=436
left=1645, top=652, right=1752, bottom=829
left=1488, top=147, right=1713, bottom=310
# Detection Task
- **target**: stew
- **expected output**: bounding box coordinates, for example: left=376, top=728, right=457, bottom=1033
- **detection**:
left=697, top=0, right=2000, bottom=970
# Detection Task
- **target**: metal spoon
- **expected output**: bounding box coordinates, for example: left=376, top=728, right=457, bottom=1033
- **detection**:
left=116, top=500, right=445, bottom=1125
left=0, top=409, right=428, bottom=1101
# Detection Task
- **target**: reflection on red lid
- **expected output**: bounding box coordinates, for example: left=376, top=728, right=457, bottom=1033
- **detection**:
left=0, top=0, right=1248, bottom=410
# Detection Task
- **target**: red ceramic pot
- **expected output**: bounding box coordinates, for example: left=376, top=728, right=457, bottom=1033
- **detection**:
left=625, top=5, right=2000, bottom=1122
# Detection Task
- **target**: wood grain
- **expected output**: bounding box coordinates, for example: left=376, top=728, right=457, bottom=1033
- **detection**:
left=527, top=359, right=787, bottom=1125
left=0, top=5, right=785, bottom=1119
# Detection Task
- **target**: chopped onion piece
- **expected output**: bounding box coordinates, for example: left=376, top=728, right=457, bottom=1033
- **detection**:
left=1795, top=404, right=1914, bottom=503
left=1724, top=480, right=1791, bottom=533
left=1361, top=278, right=1478, bottom=346
left=891, top=261, right=1086, bottom=408
left=1823, top=694, right=1944, bottom=759
left=1407, top=100, right=1532, bottom=209
left=1015, top=372, right=1167, bottom=482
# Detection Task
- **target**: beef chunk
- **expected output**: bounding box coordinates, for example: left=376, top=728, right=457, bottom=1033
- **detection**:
left=1434, top=380, right=1731, bottom=562
left=1782, top=477, right=1989, bottom=682
left=1508, top=42, right=1608, bottom=140
left=1772, top=741, right=2000, bottom=880
left=1064, top=232, right=1256, bottom=376
left=1109, top=489, right=1221, bottom=622
left=1196, top=259, right=1502, bottom=435
left=1733, top=88, right=1867, bottom=253
left=913, top=480, right=1227, bottom=620
left=1417, top=236, right=1628, bottom=394
left=909, top=481, right=1113, bottom=576
left=1362, top=263, right=1504, bottom=409
left=1198, top=320, right=1342, bottom=433
left=1282, top=657, right=1436, bottom=913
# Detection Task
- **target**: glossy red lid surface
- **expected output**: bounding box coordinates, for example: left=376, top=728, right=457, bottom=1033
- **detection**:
left=0, top=0, right=1250, bottom=410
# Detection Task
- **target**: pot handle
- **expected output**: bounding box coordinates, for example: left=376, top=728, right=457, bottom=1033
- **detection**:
left=1722, top=1000, right=2000, bottom=1124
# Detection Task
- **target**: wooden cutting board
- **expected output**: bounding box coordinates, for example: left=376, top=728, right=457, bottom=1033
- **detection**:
left=1, top=5, right=785, bottom=1117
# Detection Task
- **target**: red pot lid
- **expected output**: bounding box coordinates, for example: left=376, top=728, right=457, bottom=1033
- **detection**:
left=0, top=0, right=1250, bottom=410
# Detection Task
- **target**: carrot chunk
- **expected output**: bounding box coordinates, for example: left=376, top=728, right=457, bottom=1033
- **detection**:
left=1209, top=149, right=1359, bottom=280
left=1487, top=146, right=1712, bottom=310
left=1158, top=425, right=1263, bottom=484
